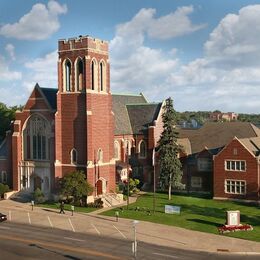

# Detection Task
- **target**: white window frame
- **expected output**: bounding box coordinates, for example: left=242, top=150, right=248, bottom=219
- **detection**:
left=191, top=176, right=202, bottom=188
left=0, top=171, right=7, bottom=183
left=225, top=179, right=246, bottom=195
left=225, top=160, right=246, bottom=172
left=70, top=148, right=78, bottom=165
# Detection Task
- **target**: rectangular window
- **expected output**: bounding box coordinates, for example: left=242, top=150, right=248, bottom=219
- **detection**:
left=225, top=180, right=246, bottom=194
left=197, top=158, right=212, bottom=172
left=225, top=160, right=246, bottom=171
left=191, top=177, right=202, bottom=188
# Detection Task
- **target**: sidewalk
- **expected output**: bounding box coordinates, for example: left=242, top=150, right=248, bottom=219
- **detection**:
left=1, top=198, right=260, bottom=255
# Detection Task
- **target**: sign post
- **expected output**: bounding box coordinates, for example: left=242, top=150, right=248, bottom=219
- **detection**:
left=226, top=210, right=240, bottom=226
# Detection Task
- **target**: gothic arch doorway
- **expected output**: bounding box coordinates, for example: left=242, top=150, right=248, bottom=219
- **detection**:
left=34, top=176, right=42, bottom=191
left=96, top=178, right=107, bottom=195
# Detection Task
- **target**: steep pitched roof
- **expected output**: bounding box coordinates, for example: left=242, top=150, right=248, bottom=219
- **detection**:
left=126, top=103, right=162, bottom=134
left=239, top=136, right=260, bottom=156
left=179, top=122, right=260, bottom=154
left=40, top=87, right=58, bottom=110
left=112, top=94, right=147, bottom=135
left=0, top=139, right=7, bottom=158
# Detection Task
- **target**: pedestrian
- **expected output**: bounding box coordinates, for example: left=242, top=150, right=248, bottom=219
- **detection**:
left=115, top=211, right=119, bottom=222
left=60, top=201, right=65, bottom=214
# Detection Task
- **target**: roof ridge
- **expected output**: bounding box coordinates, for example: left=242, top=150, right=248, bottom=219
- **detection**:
left=112, top=93, right=144, bottom=97
left=126, top=103, right=161, bottom=106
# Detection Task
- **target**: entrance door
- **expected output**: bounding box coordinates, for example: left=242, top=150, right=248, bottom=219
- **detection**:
left=34, top=176, right=42, bottom=191
left=97, top=180, right=102, bottom=195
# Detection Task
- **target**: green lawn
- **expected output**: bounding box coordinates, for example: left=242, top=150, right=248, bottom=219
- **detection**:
left=36, top=202, right=97, bottom=213
left=101, top=193, right=260, bottom=242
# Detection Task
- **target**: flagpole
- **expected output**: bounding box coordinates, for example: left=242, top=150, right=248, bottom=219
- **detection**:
left=153, top=148, right=156, bottom=214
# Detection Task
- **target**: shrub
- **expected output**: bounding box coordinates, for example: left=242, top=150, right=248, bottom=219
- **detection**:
left=32, top=188, right=45, bottom=203
left=0, top=183, right=9, bottom=198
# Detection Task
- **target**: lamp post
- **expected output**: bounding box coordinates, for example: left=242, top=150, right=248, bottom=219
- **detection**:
left=132, top=220, right=139, bottom=259
left=126, top=143, right=130, bottom=210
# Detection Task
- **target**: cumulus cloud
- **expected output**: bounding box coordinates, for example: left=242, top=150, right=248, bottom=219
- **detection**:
left=0, top=0, right=67, bottom=40
left=0, top=55, right=21, bottom=81
left=110, top=6, right=203, bottom=98
left=24, top=50, right=57, bottom=91
left=5, top=44, right=15, bottom=60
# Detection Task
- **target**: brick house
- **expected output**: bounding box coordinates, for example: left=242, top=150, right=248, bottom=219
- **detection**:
left=178, top=122, right=260, bottom=198
left=0, top=35, right=164, bottom=199
left=214, top=137, right=260, bottom=202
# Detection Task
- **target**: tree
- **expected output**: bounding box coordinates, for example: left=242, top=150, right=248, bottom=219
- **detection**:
left=60, top=171, right=94, bottom=204
left=157, top=97, right=184, bottom=200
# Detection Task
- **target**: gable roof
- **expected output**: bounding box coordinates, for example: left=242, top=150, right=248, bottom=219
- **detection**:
left=126, top=103, right=162, bottom=134
left=112, top=93, right=147, bottom=135
left=40, top=87, right=58, bottom=110
left=179, top=122, right=260, bottom=154
left=239, top=136, right=260, bottom=156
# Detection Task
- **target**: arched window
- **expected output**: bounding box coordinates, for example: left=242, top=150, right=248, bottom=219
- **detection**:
left=139, top=140, right=147, bottom=158
left=64, top=59, right=72, bottom=92
left=75, top=58, right=84, bottom=91
left=23, top=115, right=50, bottom=160
left=114, top=141, right=120, bottom=160
left=71, top=148, right=77, bottom=164
left=91, top=59, right=98, bottom=90
left=97, top=148, right=103, bottom=163
left=124, top=140, right=131, bottom=156
left=99, top=61, right=106, bottom=91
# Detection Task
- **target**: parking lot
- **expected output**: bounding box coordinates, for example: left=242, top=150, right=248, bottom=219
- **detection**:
left=0, top=200, right=131, bottom=241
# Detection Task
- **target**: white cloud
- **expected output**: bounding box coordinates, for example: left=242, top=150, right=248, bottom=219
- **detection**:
left=110, top=6, right=202, bottom=99
left=5, top=44, right=15, bottom=60
left=24, top=50, right=57, bottom=90
left=0, top=55, right=21, bottom=81
left=0, top=0, right=67, bottom=40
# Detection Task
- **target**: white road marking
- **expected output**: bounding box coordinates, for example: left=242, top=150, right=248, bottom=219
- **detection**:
left=153, top=253, right=179, bottom=259
left=47, top=216, right=53, bottom=228
left=27, top=212, right=31, bottom=225
left=8, top=211, right=11, bottom=221
left=91, top=223, right=100, bottom=235
left=113, top=225, right=127, bottom=239
left=68, top=218, right=75, bottom=232
left=64, top=237, right=85, bottom=242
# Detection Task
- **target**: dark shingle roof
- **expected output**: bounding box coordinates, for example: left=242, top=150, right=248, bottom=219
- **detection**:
left=112, top=94, right=147, bottom=135
left=40, top=87, right=58, bottom=110
left=126, top=103, right=162, bottom=134
left=179, top=122, right=260, bottom=154
left=0, top=139, right=7, bottom=158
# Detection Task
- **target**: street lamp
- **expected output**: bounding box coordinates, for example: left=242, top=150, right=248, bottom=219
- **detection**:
left=132, top=220, right=139, bottom=259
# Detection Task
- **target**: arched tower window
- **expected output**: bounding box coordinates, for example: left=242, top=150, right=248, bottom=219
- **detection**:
left=91, top=59, right=98, bottom=91
left=63, top=59, right=72, bottom=92
left=99, top=60, right=106, bottom=92
left=71, top=148, right=78, bottom=164
left=97, top=148, right=103, bottom=163
left=75, top=58, right=84, bottom=91
left=23, top=115, right=50, bottom=160
left=124, top=140, right=131, bottom=156
left=114, top=141, right=120, bottom=160
left=139, top=140, right=147, bottom=158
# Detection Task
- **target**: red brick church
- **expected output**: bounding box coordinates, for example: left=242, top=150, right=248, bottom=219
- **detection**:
left=0, top=35, right=164, bottom=200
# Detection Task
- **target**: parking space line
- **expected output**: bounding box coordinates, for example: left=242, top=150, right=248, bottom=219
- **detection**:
left=68, top=218, right=75, bottom=232
left=153, top=253, right=179, bottom=259
left=91, top=223, right=100, bottom=235
left=47, top=216, right=53, bottom=228
left=64, top=237, right=85, bottom=242
left=27, top=212, right=31, bottom=224
left=9, top=211, right=11, bottom=221
left=0, top=226, right=10, bottom=230
left=113, top=225, right=127, bottom=239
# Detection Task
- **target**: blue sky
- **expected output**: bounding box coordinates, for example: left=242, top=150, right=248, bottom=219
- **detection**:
left=1, top=0, right=260, bottom=113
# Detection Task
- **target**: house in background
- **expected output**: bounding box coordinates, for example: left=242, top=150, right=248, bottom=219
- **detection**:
left=178, top=122, right=260, bottom=200
left=210, top=111, right=238, bottom=122
left=214, top=136, right=260, bottom=202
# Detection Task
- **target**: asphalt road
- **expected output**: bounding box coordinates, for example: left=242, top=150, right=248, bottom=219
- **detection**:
left=0, top=221, right=259, bottom=260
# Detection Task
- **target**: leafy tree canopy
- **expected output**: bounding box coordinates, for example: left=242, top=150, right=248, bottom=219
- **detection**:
left=60, top=171, right=94, bottom=203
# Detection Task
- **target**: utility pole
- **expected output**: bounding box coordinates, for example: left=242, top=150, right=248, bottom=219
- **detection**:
left=126, top=143, right=130, bottom=210
left=153, top=148, right=156, bottom=214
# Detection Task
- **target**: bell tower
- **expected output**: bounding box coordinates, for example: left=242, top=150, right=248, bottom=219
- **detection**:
left=55, top=36, right=115, bottom=193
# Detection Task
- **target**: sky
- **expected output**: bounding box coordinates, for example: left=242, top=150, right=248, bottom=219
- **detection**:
left=0, top=0, right=260, bottom=113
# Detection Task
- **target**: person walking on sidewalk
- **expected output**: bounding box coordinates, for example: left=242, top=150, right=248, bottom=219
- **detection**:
left=60, top=201, right=65, bottom=214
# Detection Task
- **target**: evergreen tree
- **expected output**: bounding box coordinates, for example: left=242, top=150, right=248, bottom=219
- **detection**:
left=157, top=97, right=184, bottom=200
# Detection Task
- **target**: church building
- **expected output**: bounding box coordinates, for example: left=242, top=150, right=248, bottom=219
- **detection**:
left=0, top=35, right=164, bottom=200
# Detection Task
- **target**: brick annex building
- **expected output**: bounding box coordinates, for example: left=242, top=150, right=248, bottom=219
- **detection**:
left=0, top=36, right=164, bottom=200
